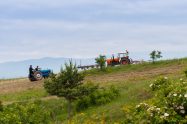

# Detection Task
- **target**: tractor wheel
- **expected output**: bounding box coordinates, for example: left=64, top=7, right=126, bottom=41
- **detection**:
left=121, top=58, right=131, bottom=65
left=33, top=71, right=43, bottom=81
left=29, top=77, right=36, bottom=82
left=28, top=74, right=36, bottom=82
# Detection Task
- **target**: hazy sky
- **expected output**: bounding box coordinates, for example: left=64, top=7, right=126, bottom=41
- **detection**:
left=0, top=0, right=187, bottom=62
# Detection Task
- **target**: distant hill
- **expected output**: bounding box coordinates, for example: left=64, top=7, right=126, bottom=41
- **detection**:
left=0, top=57, right=95, bottom=79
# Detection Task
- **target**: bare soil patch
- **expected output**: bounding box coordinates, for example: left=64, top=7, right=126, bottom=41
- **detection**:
left=0, top=79, right=43, bottom=94
left=85, top=65, right=183, bottom=83
left=0, top=65, right=183, bottom=94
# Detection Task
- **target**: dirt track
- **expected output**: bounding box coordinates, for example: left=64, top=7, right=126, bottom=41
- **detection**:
left=0, top=79, right=43, bottom=94
left=0, top=64, right=183, bottom=95
left=85, top=65, right=183, bottom=83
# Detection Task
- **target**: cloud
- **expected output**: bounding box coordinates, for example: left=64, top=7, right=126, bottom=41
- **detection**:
left=0, top=0, right=187, bottom=62
left=0, top=19, right=187, bottom=56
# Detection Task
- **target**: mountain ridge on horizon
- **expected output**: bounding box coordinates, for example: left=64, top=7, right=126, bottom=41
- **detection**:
left=0, top=56, right=95, bottom=64
left=0, top=57, right=95, bottom=79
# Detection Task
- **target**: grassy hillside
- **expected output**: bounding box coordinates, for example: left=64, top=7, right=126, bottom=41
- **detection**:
left=0, top=58, right=187, bottom=123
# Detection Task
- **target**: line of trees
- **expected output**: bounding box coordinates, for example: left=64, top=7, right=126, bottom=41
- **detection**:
left=94, top=50, right=163, bottom=70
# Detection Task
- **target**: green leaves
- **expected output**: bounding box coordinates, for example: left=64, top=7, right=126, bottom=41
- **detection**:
left=122, top=77, right=187, bottom=123
left=95, top=55, right=106, bottom=70
left=75, top=85, right=119, bottom=111
left=150, top=50, right=162, bottom=63
left=44, top=61, right=99, bottom=120
left=44, top=61, right=85, bottom=101
left=0, top=101, right=3, bottom=111
left=0, top=101, right=51, bottom=124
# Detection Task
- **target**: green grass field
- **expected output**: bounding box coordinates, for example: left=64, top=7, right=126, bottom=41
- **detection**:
left=0, top=58, right=187, bottom=123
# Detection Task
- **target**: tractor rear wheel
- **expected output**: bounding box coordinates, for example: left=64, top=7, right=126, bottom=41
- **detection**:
left=33, top=71, right=43, bottom=81
left=121, top=58, right=131, bottom=65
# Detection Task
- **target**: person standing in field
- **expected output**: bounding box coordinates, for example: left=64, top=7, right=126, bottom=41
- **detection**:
left=29, top=65, right=34, bottom=77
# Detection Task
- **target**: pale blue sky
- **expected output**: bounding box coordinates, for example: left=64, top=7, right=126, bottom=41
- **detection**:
left=0, top=0, right=187, bottom=62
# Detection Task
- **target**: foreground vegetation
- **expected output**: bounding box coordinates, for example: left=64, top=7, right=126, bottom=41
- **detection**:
left=0, top=58, right=187, bottom=123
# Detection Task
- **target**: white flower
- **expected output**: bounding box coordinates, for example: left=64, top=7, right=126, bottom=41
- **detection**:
left=179, top=94, right=182, bottom=97
left=164, top=77, right=168, bottom=80
left=180, top=110, right=185, bottom=114
left=149, top=84, right=153, bottom=88
left=183, top=82, right=186, bottom=84
left=147, top=107, right=154, bottom=112
left=136, top=105, right=140, bottom=108
left=160, top=116, right=164, bottom=119
left=180, top=78, right=183, bottom=81
left=176, top=107, right=180, bottom=110
left=184, top=94, right=187, bottom=98
left=156, top=108, right=160, bottom=111
left=173, top=93, right=177, bottom=97
left=164, top=113, right=169, bottom=117
left=140, top=103, right=143, bottom=105
left=179, top=106, right=184, bottom=110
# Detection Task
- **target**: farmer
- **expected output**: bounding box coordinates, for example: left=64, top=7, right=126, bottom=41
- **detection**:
left=35, top=66, right=40, bottom=71
left=29, top=65, right=34, bottom=77
left=125, top=50, right=129, bottom=57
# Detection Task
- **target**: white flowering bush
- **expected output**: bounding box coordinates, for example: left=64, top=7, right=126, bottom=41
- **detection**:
left=134, top=102, right=181, bottom=123
left=149, top=77, right=173, bottom=97
left=123, top=77, right=187, bottom=123
left=149, top=77, right=170, bottom=91
left=166, top=81, right=187, bottom=117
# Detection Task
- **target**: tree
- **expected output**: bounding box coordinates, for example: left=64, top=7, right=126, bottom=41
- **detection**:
left=150, top=50, right=162, bottom=63
left=95, top=55, right=106, bottom=70
left=44, top=61, right=97, bottom=120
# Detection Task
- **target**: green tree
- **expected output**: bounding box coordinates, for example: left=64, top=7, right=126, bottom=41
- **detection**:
left=95, top=55, right=106, bottom=70
left=150, top=50, right=162, bottom=63
left=44, top=61, right=97, bottom=120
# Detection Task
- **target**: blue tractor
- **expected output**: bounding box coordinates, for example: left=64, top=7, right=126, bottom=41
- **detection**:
left=29, top=69, right=52, bottom=81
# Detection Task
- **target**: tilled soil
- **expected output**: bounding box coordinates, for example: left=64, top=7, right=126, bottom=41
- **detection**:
left=85, top=65, right=183, bottom=83
left=0, top=78, right=43, bottom=94
left=0, top=65, right=183, bottom=94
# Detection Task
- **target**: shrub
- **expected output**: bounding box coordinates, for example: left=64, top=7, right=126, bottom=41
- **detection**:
left=76, top=86, right=120, bottom=111
left=149, top=77, right=173, bottom=97
left=0, top=101, right=3, bottom=111
left=166, top=82, right=187, bottom=117
left=184, top=70, right=187, bottom=77
left=0, top=101, right=51, bottom=124
left=149, top=77, right=170, bottom=91
left=134, top=102, right=181, bottom=123
left=122, top=77, right=187, bottom=123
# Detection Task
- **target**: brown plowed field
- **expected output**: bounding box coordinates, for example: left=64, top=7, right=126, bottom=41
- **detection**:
left=0, top=64, right=183, bottom=95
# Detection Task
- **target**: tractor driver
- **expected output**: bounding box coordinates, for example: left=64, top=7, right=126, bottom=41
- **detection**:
left=29, top=65, right=34, bottom=77
left=35, top=66, right=40, bottom=71
left=125, top=50, right=129, bottom=57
